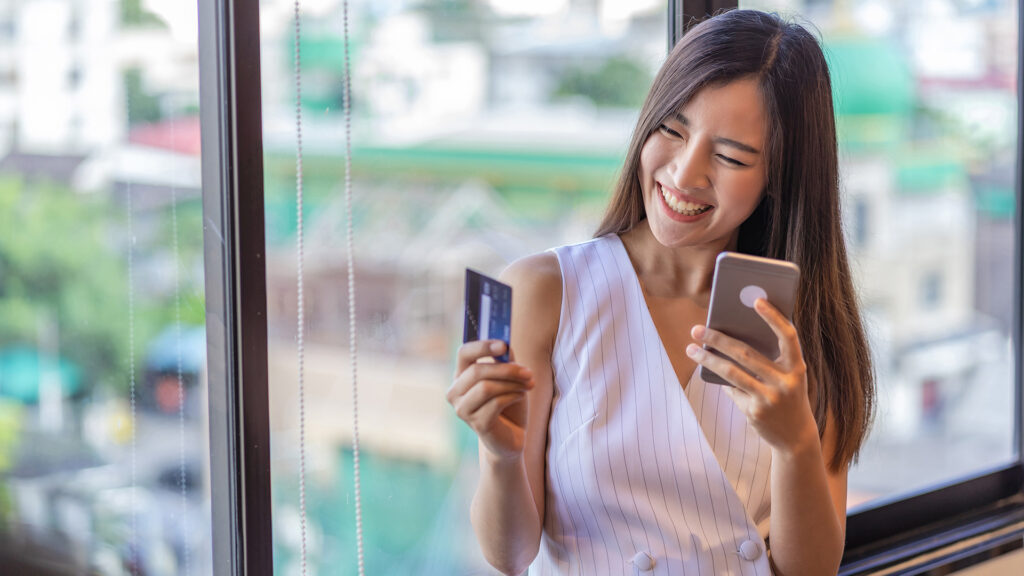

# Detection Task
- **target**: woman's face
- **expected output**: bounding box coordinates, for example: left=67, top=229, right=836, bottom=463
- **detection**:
left=638, top=77, right=768, bottom=250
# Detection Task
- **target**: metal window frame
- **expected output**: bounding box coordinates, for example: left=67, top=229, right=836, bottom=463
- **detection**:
left=673, top=1, right=1024, bottom=573
left=672, top=0, right=736, bottom=48
left=199, top=0, right=274, bottom=573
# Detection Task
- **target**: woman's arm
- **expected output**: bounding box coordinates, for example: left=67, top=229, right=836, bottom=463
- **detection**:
left=686, top=299, right=847, bottom=576
left=450, top=253, right=562, bottom=576
left=766, top=412, right=847, bottom=576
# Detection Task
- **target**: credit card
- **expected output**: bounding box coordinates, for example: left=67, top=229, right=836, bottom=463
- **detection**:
left=463, top=268, right=512, bottom=362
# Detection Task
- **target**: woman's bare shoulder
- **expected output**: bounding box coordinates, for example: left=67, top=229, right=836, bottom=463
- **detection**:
left=499, top=251, right=563, bottom=348
left=500, top=251, right=561, bottom=292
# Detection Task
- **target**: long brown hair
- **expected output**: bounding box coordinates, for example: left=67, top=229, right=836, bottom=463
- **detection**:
left=596, top=9, right=874, bottom=472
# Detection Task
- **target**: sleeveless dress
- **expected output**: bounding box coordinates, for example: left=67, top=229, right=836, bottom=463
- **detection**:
left=529, top=234, right=773, bottom=575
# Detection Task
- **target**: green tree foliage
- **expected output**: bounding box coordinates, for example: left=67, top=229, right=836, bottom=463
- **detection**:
left=157, top=199, right=206, bottom=327
left=120, top=0, right=167, bottom=28
left=554, top=56, right=652, bottom=108
left=0, top=176, right=189, bottom=394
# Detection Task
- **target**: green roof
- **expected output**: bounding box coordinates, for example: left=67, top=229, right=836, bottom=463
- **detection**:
left=896, top=154, right=967, bottom=193
left=269, top=144, right=619, bottom=184
left=976, top=186, right=1016, bottom=217
left=825, top=37, right=914, bottom=118
left=262, top=144, right=620, bottom=244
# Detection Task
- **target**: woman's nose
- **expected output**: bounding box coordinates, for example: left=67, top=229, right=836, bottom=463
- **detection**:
left=667, top=143, right=711, bottom=190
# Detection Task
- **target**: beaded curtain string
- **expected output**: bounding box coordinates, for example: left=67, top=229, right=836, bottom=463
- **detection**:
left=294, top=0, right=364, bottom=573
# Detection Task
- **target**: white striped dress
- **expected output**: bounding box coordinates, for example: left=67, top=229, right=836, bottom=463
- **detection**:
left=529, top=234, right=773, bottom=575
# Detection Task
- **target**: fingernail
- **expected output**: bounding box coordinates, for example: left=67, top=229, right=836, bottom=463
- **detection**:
left=686, top=343, right=701, bottom=357
left=491, top=341, right=506, bottom=354
left=691, top=325, right=706, bottom=339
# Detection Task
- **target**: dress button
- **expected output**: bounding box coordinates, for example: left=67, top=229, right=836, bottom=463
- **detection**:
left=739, top=539, right=762, bottom=561
left=630, top=551, right=656, bottom=571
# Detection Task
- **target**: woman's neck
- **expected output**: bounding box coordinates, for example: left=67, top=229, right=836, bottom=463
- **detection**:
left=619, top=219, right=736, bottom=300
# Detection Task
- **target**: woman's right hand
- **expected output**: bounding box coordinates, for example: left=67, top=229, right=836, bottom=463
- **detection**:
left=447, top=339, right=535, bottom=462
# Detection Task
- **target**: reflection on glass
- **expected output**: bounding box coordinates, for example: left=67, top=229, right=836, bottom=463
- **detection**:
left=261, top=0, right=666, bottom=573
left=743, top=0, right=1018, bottom=508
left=0, top=0, right=210, bottom=573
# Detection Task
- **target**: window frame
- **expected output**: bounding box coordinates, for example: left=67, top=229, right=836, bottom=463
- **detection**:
left=198, top=0, right=273, bottom=573
left=198, top=0, right=1024, bottom=573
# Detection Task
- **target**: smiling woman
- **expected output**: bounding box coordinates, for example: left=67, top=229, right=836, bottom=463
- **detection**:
left=449, top=9, right=873, bottom=576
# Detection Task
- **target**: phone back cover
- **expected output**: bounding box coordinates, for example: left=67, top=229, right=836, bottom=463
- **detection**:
left=701, top=253, right=799, bottom=385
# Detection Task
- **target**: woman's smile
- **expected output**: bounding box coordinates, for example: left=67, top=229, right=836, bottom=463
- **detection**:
left=657, top=182, right=715, bottom=220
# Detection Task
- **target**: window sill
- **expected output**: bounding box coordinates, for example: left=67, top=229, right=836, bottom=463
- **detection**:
left=840, top=495, right=1024, bottom=575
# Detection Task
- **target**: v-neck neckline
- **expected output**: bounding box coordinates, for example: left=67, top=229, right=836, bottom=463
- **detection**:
left=608, top=233, right=703, bottom=395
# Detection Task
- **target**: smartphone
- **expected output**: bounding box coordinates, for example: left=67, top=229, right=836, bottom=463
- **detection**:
left=700, top=252, right=800, bottom=385
left=463, top=268, right=512, bottom=362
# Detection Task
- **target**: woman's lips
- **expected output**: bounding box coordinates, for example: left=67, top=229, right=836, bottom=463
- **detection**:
left=656, top=182, right=714, bottom=222
left=658, top=182, right=713, bottom=208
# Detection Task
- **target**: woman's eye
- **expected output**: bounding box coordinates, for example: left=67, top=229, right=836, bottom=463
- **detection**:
left=658, top=124, right=683, bottom=139
left=717, top=154, right=747, bottom=167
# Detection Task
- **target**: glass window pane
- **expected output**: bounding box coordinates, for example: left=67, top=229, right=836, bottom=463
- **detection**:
left=741, top=0, right=1019, bottom=509
left=0, top=0, right=212, bottom=573
left=260, top=0, right=667, bottom=573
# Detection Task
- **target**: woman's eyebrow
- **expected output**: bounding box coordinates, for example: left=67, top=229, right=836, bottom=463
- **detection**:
left=675, top=112, right=761, bottom=155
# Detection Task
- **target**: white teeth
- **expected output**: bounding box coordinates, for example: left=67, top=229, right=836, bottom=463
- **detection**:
left=661, top=185, right=710, bottom=215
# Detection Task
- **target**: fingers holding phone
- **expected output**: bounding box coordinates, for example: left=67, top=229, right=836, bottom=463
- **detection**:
left=688, top=253, right=818, bottom=454
left=750, top=296, right=805, bottom=371
left=698, top=252, right=799, bottom=385
left=688, top=299, right=816, bottom=454
left=687, top=324, right=772, bottom=396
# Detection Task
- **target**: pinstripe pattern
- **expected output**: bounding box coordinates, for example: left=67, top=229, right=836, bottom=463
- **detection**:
left=531, top=235, right=773, bottom=575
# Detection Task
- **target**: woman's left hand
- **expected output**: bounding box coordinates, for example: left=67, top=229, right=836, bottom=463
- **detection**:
left=686, top=297, right=819, bottom=456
